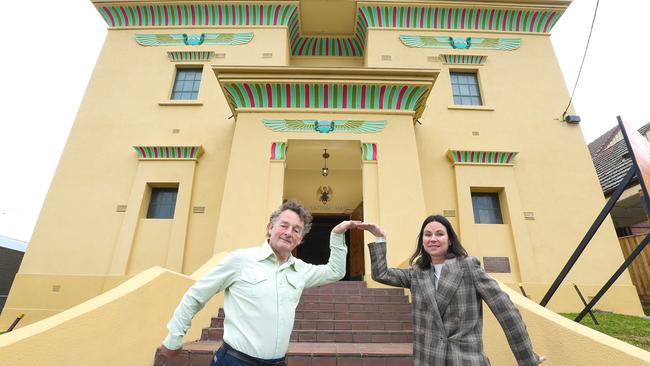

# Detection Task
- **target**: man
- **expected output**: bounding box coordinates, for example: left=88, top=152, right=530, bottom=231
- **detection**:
left=160, top=200, right=355, bottom=365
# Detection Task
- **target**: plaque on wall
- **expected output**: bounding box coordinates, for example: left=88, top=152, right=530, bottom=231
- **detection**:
left=483, top=257, right=511, bottom=273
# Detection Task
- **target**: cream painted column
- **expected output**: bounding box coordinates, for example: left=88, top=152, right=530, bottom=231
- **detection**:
left=363, top=115, right=428, bottom=287
left=108, top=146, right=203, bottom=275
left=361, top=143, right=380, bottom=282
left=267, top=142, right=287, bottom=216
left=212, top=116, right=285, bottom=254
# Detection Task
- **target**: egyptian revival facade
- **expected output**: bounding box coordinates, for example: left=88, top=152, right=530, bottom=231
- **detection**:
left=0, top=0, right=644, bottom=333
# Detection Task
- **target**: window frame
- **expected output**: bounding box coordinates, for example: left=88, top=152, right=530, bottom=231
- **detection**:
left=449, top=70, right=484, bottom=106
left=170, top=66, right=204, bottom=101
left=146, top=185, right=179, bottom=219
left=471, top=191, right=504, bottom=225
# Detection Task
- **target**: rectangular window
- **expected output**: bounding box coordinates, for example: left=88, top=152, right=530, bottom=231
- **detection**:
left=451, top=72, right=482, bottom=106
left=147, top=187, right=178, bottom=219
left=471, top=192, right=503, bottom=224
left=171, top=68, right=202, bottom=100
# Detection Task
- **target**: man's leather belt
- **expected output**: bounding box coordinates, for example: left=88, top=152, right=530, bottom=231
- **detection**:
left=221, top=343, right=286, bottom=366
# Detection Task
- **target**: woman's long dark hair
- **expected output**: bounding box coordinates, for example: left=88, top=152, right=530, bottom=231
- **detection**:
left=409, top=215, right=468, bottom=270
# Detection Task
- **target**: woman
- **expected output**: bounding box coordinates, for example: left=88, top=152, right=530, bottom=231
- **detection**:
left=358, top=216, right=545, bottom=366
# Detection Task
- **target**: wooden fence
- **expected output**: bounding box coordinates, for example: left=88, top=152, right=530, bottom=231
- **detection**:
left=619, top=234, right=650, bottom=298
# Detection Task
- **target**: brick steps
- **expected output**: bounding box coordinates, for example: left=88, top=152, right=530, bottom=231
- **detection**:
left=210, top=318, right=412, bottom=331
left=299, top=294, right=409, bottom=303
left=296, top=310, right=411, bottom=321
left=296, top=302, right=411, bottom=312
left=156, top=341, right=413, bottom=366
left=154, top=281, right=414, bottom=366
left=201, top=329, right=412, bottom=343
left=302, top=288, right=405, bottom=296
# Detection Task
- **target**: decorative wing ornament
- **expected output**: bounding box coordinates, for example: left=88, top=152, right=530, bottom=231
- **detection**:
left=399, top=35, right=521, bottom=50
left=263, top=119, right=315, bottom=132
left=202, top=32, right=254, bottom=45
left=262, top=119, right=386, bottom=134
left=135, top=33, right=186, bottom=46
left=135, top=32, right=254, bottom=46
left=332, top=120, right=385, bottom=133
left=470, top=37, right=521, bottom=50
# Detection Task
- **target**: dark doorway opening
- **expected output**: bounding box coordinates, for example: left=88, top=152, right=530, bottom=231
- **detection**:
left=297, top=214, right=359, bottom=280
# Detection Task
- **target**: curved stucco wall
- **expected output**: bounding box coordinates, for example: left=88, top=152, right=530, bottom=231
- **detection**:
left=0, top=253, right=228, bottom=366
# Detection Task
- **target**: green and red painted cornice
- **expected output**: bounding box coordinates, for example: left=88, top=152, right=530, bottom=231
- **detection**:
left=447, top=150, right=518, bottom=165
left=287, top=10, right=367, bottom=56
left=95, top=2, right=564, bottom=58
left=222, top=82, right=430, bottom=116
left=96, top=3, right=297, bottom=28
left=439, top=54, right=487, bottom=65
left=134, top=146, right=204, bottom=160
left=167, top=51, right=214, bottom=61
left=358, top=5, right=562, bottom=33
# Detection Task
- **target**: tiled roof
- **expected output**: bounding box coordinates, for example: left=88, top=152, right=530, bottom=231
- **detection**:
left=0, top=235, right=27, bottom=252
left=588, top=122, right=650, bottom=195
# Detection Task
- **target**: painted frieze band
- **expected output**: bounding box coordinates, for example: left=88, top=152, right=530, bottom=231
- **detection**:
left=270, top=142, right=287, bottom=160
left=167, top=51, right=215, bottom=61
left=447, top=150, right=518, bottom=165
left=439, top=54, right=487, bottom=65
left=97, top=4, right=297, bottom=27
left=359, top=6, right=561, bottom=33
left=134, top=146, right=203, bottom=160
left=96, top=3, right=562, bottom=59
left=400, top=35, right=521, bottom=50
left=136, top=32, right=253, bottom=46
left=223, top=83, right=429, bottom=113
left=288, top=11, right=367, bottom=56
left=362, top=143, right=378, bottom=161
left=262, top=119, right=385, bottom=133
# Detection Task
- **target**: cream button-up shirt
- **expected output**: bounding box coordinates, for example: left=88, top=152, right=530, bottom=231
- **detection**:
left=163, top=232, right=347, bottom=359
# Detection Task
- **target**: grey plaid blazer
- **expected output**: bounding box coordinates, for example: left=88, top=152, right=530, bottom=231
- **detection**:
left=369, top=242, right=539, bottom=366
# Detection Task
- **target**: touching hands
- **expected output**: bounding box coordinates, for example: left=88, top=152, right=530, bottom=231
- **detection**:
left=332, top=221, right=387, bottom=239
left=332, top=220, right=362, bottom=234
left=354, top=222, right=386, bottom=238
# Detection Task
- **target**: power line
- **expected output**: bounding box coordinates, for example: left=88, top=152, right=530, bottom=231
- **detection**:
left=562, top=0, right=600, bottom=119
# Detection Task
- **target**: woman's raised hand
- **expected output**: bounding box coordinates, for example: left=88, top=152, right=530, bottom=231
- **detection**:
left=355, top=222, right=386, bottom=238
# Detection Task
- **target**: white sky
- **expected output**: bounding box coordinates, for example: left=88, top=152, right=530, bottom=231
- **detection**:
left=0, top=0, right=648, bottom=242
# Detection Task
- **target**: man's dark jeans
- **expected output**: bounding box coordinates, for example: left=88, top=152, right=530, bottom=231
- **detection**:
left=210, top=344, right=286, bottom=366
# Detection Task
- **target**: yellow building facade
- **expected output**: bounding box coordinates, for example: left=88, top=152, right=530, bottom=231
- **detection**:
left=0, top=0, right=644, bottom=330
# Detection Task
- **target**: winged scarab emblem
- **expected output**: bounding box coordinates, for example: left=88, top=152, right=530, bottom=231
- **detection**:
left=135, top=32, right=254, bottom=46
left=399, top=35, right=521, bottom=51
left=262, top=119, right=386, bottom=134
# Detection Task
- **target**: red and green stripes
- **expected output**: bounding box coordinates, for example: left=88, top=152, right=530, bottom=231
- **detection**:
left=270, top=142, right=287, bottom=160
left=288, top=11, right=368, bottom=56
left=97, top=3, right=297, bottom=27
left=134, top=146, right=203, bottom=160
left=167, top=51, right=214, bottom=61
left=359, top=6, right=561, bottom=33
left=291, top=36, right=364, bottom=56
left=447, top=150, right=518, bottom=165
left=440, top=54, right=487, bottom=65
left=362, top=143, right=378, bottom=161
left=222, top=82, right=430, bottom=112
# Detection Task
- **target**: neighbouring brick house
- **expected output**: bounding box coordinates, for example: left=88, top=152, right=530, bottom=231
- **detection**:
left=589, top=122, right=650, bottom=301
left=588, top=122, right=650, bottom=236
